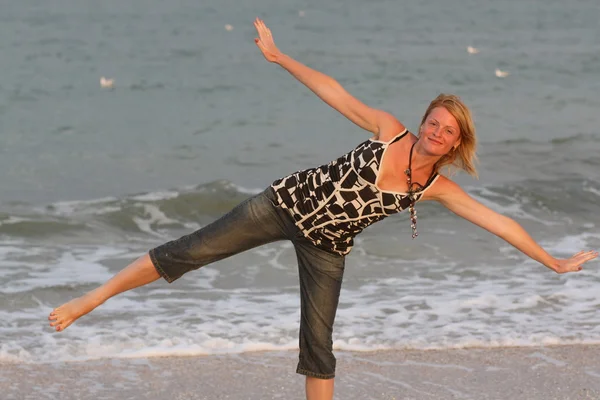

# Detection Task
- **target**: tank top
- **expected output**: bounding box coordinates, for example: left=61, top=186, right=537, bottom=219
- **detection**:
left=270, top=129, right=439, bottom=255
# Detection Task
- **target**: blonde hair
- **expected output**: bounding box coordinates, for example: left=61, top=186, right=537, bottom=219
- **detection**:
left=420, top=94, right=478, bottom=178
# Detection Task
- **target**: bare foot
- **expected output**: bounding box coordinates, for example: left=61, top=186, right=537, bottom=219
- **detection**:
left=48, top=293, right=101, bottom=332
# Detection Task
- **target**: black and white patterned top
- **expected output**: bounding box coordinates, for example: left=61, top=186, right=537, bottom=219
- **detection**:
left=270, top=129, right=439, bottom=255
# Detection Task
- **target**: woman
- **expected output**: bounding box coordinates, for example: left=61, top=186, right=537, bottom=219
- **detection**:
left=49, top=18, right=598, bottom=400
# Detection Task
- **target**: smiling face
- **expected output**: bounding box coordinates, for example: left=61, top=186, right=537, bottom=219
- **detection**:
left=419, top=107, right=461, bottom=156
left=418, top=94, right=478, bottom=177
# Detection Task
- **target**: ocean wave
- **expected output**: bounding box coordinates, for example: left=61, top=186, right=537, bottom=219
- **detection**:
left=0, top=180, right=262, bottom=239
left=0, top=176, right=598, bottom=241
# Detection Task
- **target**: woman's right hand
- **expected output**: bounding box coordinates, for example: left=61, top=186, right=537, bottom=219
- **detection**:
left=254, top=18, right=282, bottom=63
left=552, top=250, right=598, bottom=274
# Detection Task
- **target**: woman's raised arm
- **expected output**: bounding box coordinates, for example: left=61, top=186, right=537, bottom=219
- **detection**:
left=254, top=18, right=402, bottom=138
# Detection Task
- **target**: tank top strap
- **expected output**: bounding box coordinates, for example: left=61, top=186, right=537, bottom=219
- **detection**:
left=423, top=172, right=439, bottom=189
left=388, top=128, right=409, bottom=145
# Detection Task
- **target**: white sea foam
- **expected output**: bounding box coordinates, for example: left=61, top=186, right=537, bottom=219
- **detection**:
left=131, top=203, right=181, bottom=237
left=583, top=186, right=600, bottom=197
left=225, top=182, right=264, bottom=195
left=0, top=245, right=126, bottom=293
left=2, top=242, right=599, bottom=364
left=1, top=202, right=599, bottom=364
left=541, top=231, right=600, bottom=255
left=130, top=191, right=180, bottom=202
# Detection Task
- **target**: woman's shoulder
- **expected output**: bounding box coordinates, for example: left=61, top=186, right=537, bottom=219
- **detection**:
left=372, top=117, right=407, bottom=142
left=419, top=174, right=460, bottom=201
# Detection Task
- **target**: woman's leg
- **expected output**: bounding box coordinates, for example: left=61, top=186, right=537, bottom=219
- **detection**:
left=293, top=239, right=346, bottom=400
left=49, top=188, right=293, bottom=332
left=306, top=377, right=334, bottom=400
left=49, top=254, right=158, bottom=331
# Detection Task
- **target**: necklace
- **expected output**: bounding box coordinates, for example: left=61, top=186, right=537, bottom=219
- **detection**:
left=404, top=140, right=433, bottom=239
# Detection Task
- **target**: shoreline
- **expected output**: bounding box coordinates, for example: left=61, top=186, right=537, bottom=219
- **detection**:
left=3, top=344, right=600, bottom=399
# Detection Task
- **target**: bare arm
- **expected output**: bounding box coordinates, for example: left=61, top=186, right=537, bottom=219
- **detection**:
left=429, top=177, right=598, bottom=273
left=253, top=18, right=402, bottom=139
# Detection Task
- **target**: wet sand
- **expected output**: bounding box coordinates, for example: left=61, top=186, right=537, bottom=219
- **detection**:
left=2, top=345, right=600, bottom=399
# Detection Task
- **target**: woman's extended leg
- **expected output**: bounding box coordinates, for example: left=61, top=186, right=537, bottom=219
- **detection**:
left=48, top=254, right=159, bottom=331
left=48, top=188, right=295, bottom=332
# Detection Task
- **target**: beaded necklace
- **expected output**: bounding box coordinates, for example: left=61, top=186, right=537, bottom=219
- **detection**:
left=404, top=140, right=435, bottom=239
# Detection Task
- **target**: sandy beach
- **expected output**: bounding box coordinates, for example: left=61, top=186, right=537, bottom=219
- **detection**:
left=2, top=345, right=600, bottom=400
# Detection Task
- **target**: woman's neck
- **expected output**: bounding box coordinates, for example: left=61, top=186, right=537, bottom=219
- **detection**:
left=410, top=141, right=441, bottom=173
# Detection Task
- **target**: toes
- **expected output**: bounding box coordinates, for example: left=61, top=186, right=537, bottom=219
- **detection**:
left=48, top=308, right=67, bottom=331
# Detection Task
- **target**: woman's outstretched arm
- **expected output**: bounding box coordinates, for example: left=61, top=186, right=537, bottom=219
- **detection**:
left=253, top=18, right=402, bottom=139
left=429, top=177, right=598, bottom=273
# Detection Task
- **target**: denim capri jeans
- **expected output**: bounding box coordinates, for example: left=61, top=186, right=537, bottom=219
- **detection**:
left=149, top=187, right=345, bottom=379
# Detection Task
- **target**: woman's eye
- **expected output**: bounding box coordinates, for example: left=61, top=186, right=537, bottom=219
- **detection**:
left=429, top=121, right=437, bottom=126
left=446, top=130, right=454, bottom=135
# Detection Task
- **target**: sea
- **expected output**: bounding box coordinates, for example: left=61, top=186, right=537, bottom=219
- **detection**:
left=1, top=0, right=599, bottom=364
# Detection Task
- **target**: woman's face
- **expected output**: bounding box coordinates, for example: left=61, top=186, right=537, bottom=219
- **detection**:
left=419, top=107, right=461, bottom=156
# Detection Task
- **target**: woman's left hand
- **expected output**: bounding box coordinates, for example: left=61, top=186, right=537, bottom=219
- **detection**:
left=254, top=18, right=282, bottom=63
left=553, top=250, right=598, bottom=274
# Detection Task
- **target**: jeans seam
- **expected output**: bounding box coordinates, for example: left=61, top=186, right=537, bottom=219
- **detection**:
left=296, top=367, right=335, bottom=380
left=255, top=190, right=299, bottom=241
left=149, top=249, right=175, bottom=283
left=306, top=246, right=343, bottom=264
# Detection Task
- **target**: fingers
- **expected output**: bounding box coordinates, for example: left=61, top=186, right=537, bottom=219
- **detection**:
left=569, top=250, right=599, bottom=272
left=555, top=250, right=598, bottom=274
left=255, top=17, right=268, bottom=30
left=575, top=250, right=599, bottom=261
left=254, top=18, right=264, bottom=34
left=571, top=250, right=598, bottom=261
left=253, top=17, right=273, bottom=40
left=582, top=251, right=599, bottom=263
